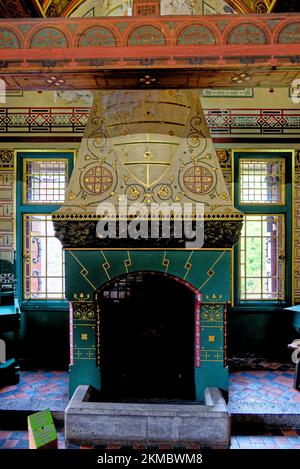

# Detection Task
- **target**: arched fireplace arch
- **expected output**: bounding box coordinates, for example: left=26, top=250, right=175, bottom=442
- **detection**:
left=95, top=271, right=201, bottom=402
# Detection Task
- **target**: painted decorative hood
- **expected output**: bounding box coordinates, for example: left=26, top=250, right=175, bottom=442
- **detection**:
left=54, top=89, right=241, bottom=216
left=52, top=89, right=242, bottom=247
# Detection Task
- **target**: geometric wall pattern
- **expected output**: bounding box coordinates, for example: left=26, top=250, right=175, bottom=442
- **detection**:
left=0, top=107, right=89, bottom=134
left=1, top=107, right=300, bottom=136
left=294, top=152, right=300, bottom=302
left=0, top=150, right=14, bottom=262
left=206, top=109, right=300, bottom=136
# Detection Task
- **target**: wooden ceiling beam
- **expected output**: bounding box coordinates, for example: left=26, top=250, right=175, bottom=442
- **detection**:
left=0, top=13, right=299, bottom=89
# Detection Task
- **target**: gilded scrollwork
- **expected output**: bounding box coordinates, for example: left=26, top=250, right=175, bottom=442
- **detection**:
left=73, top=302, right=95, bottom=320
left=201, top=305, right=223, bottom=322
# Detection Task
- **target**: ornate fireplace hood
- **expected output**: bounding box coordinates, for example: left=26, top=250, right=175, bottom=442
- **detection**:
left=52, top=89, right=243, bottom=247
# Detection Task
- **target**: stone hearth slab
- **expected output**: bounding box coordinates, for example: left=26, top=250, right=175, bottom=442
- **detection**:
left=65, top=386, right=230, bottom=447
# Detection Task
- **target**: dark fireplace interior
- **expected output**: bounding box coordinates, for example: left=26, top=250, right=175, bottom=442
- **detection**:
left=97, top=272, right=196, bottom=402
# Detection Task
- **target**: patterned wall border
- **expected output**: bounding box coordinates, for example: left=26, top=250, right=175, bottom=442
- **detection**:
left=0, top=150, right=14, bottom=263
left=0, top=107, right=89, bottom=134
left=0, top=107, right=299, bottom=136
left=294, top=151, right=300, bottom=302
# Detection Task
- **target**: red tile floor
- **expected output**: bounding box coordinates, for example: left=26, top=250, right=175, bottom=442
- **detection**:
left=0, top=369, right=300, bottom=449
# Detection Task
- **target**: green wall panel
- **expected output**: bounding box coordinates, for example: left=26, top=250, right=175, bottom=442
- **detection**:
left=65, top=249, right=232, bottom=400
left=65, top=249, right=232, bottom=301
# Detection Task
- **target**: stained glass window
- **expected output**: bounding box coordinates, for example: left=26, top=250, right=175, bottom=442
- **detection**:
left=17, top=151, right=73, bottom=302
left=24, top=159, right=68, bottom=204
left=239, top=215, right=285, bottom=300
left=235, top=151, right=292, bottom=304
left=24, top=215, right=64, bottom=299
left=239, top=159, right=284, bottom=204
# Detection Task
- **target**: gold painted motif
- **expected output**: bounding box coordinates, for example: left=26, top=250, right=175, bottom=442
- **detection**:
left=69, top=252, right=96, bottom=290
left=68, top=192, right=77, bottom=201
left=129, top=186, right=140, bottom=199
left=201, top=305, right=223, bottom=322
left=124, top=251, right=132, bottom=273
left=183, top=252, right=193, bottom=280
left=162, top=251, right=170, bottom=272
left=198, top=252, right=226, bottom=290
left=216, top=150, right=229, bottom=164
left=73, top=348, right=95, bottom=360
left=205, top=293, right=223, bottom=302
left=73, top=293, right=91, bottom=302
left=119, top=139, right=175, bottom=189
left=101, top=251, right=111, bottom=280
left=73, top=303, right=95, bottom=321
left=201, top=350, right=223, bottom=362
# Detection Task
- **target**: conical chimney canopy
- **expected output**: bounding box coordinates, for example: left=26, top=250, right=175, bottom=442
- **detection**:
left=52, top=89, right=242, bottom=248
left=54, top=89, right=241, bottom=218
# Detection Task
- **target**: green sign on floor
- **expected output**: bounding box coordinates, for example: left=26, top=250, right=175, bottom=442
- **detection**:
left=28, top=409, right=57, bottom=449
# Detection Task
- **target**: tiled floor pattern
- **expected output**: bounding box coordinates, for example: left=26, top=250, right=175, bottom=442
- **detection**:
left=229, top=370, right=300, bottom=403
left=1, top=369, right=300, bottom=450
left=0, top=369, right=299, bottom=406
left=0, top=371, right=69, bottom=407
left=1, top=429, right=300, bottom=450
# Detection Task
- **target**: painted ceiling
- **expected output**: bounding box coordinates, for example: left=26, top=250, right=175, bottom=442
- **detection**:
left=0, top=0, right=300, bottom=18
left=0, top=0, right=86, bottom=17
left=225, top=0, right=275, bottom=13
left=0, top=0, right=38, bottom=18
left=0, top=0, right=299, bottom=18
left=33, top=0, right=87, bottom=17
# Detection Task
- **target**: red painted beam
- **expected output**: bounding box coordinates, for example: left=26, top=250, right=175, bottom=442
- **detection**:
left=0, top=14, right=299, bottom=89
left=1, top=44, right=299, bottom=61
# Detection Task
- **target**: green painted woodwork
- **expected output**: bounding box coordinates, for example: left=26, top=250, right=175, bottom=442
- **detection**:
left=14, top=151, right=74, bottom=370
left=233, top=151, right=293, bottom=308
left=195, top=365, right=228, bottom=401
left=66, top=248, right=232, bottom=401
left=65, top=249, right=232, bottom=301
left=69, top=363, right=101, bottom=396
left=16, top=151, right=74, bottom=306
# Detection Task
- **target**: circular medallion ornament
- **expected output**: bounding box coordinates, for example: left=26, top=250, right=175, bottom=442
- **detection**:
left=183, top=164, right=214, bottom=194
left=83, top=164, right=113, bottom=195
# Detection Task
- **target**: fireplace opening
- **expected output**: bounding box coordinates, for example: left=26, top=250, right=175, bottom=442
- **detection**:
left=96, top=272, right=196, bottom=402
